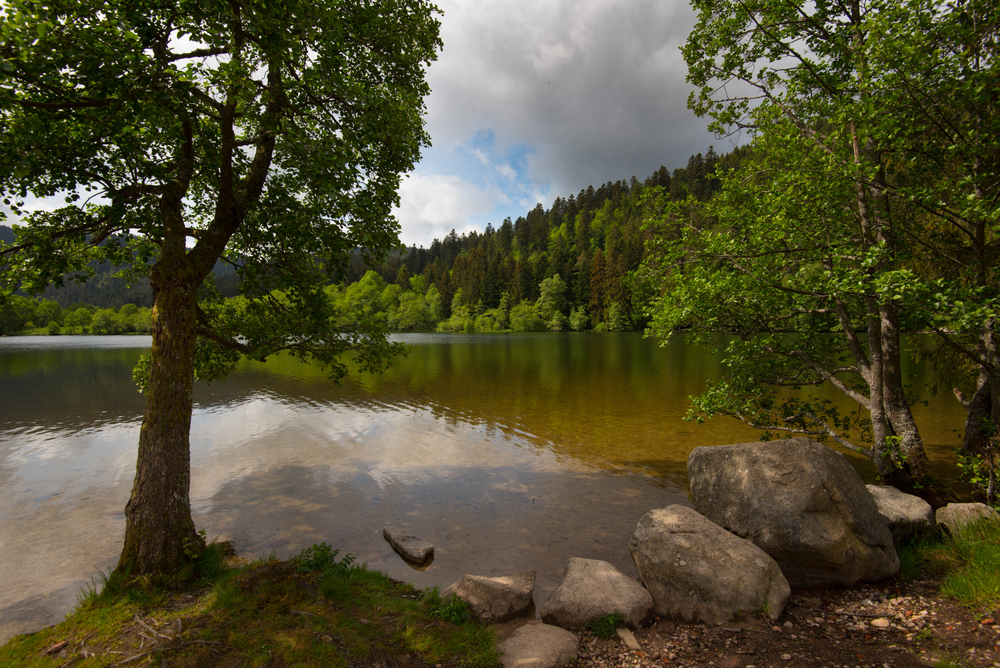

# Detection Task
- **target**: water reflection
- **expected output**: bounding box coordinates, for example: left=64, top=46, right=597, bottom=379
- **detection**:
left=0, top=333, right=966, bottom=643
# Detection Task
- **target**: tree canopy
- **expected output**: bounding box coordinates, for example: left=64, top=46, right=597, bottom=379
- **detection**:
left=644, top=0, right=998, bottom=499
left=0, top=0, right=441, bottom=576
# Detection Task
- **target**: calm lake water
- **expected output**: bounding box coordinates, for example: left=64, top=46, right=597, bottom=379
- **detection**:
left=0, top=332, right=967, bottom=642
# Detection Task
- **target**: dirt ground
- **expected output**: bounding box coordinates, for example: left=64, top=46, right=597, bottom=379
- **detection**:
left=30, top=560, right=1000, bottom=668
left=539, top=575, right=1000, bottom=668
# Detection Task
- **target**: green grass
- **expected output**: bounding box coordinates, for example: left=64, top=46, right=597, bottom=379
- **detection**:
left=935, top=518, right=1000, bottom=611
left=587, top=612, right=626, bottom=638
left=901, top=516, right=1000, bottom=613
left=0, top=542, right=499, bottom=668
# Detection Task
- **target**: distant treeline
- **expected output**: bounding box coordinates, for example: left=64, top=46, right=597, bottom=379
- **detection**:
left=0, top=296, right=152, bottom=336
left=1, top=144, right=748, bottom=334
left=348, top=144, right=749, bottom=330
left=0, top=224, right=240, bottom=309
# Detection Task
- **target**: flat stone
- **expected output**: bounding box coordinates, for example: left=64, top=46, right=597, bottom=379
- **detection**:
left=441, top=571, right=535, bottom=623
left=382, top=526, right=433, bottom=564
left=615, top=627, right=642, bottom=651
left=499, top=623, right=578, bottom=668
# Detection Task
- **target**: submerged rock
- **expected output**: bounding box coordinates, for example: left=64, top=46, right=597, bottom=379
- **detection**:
left=382, top=526, right=433, bottom=564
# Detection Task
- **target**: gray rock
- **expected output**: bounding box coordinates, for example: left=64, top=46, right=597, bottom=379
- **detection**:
left=866, top=484, right=936, bottom=542
left=688, top=438, right=899, bottom=587
left=629, top=505, right=790, bottom=624
left=936, top=503, right=999, bottom=535
left=539, top=557, right=653, bottom=630
left=382, top=526, right=433, bottom=564
left=499, top=623, right=579, bottom=668
left=441, top=570, right=535, bottom=623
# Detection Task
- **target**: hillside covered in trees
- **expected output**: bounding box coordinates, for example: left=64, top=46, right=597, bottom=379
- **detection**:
left=1, top=145, right=748, bottom=335
left=337, top=145, right=749, bottom=332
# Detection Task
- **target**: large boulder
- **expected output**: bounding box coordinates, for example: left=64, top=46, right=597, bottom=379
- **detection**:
left=866, top=484, right=936, bottom=542
left=441, top=571, right=535, bottom=624
left=629, top=505, right=790, bottom=624
left=936, top=503, right=999, bottom=535
left=539, top=558, right=653, bottom=630
left=687, top=438, right=899, bottom=587
left=499, top=623, right=579, bottom=668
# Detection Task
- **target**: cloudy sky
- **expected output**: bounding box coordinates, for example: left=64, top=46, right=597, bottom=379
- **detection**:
left=393, top=0, right=721, bottom=248
left=3, top=1, right=724, bottom=249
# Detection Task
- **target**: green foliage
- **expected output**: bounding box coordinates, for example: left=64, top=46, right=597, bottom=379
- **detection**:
left=293, top=542, right=356, bottom=577
left=509, top=301, right=545, bottom=332
left=569, top=306, right=590, bottom=331
left=896, top=538, right=933, bottom=582
left=933, top=518, right=1000, bottom=612
left=181, top=529, right=208, bottom=560
left=606, top=301, right=631, bottom=332
left=537, top=273, right=568, bottom=331
left=587, top=612, right=626, bottom=639
left=955, top=424, right=1000, bottom=504
left=642, top=0, right=1000, bottom=480
left=430, top=592, right=471, bottom=625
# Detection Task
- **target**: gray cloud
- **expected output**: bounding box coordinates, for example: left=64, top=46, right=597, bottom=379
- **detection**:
left=424, top=0, right=722, bottom=200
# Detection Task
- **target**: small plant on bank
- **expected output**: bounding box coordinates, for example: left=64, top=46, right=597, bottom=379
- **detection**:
left=293, top=541, right=355, bottom=576
left=587, top=612, right=626, bottom=638
left=429, top=590, right=472, bottom=624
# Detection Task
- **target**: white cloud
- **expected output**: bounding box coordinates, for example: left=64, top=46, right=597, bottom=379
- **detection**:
left=495, top=163, right=517, bottom=180
left=393, top=172, right=509, bottom=247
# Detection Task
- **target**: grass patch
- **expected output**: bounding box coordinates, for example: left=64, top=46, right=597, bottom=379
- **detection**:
left=934, top=518, right=1000, bottom=611
left=0, top=542, right=499, bottom=668
left=587, top=611, right=626, bottom=639
left=905, top=516, right=1000, bottom=613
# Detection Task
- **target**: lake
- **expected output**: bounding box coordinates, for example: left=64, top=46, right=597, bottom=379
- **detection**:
left=0, top=332, right=967, bottom=643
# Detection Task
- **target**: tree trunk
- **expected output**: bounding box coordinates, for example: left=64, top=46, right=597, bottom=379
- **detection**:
left=114, top=254, right=204, bottom=577
left=880, top=301, right=931, bottom=479
left=960, top=367, right=992, bottom=456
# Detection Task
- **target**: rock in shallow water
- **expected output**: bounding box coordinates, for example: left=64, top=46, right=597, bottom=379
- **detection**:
left=382, top=526, right=433, bottom=564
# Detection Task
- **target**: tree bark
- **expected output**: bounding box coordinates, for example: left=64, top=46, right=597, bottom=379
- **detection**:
left=115, top=254, right=204, bottom=577
left=880, top=301, right=930, bottom=479
left=864, top=298, right=891, bottom=480
left=959, top=367, right=993, bottom=456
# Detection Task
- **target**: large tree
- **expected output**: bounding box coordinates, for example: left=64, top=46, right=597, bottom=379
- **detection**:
left=645, top=0, right=997, bottom=497
left=0, top=0, right=441, bottom=577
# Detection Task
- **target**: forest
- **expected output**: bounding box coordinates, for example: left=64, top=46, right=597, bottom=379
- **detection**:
left=0, top=145, right=749, bottom=336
